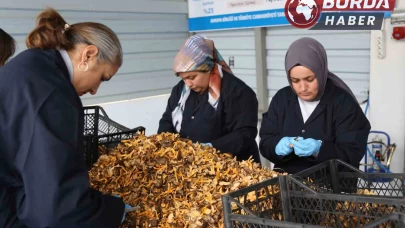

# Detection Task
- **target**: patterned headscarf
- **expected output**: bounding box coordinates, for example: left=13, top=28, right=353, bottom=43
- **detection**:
left=171, top=35, right=232, bottom=133
left=173, top=34, right=232, bottom=75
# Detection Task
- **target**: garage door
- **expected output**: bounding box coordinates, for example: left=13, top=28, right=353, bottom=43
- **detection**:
left=0, top=0, right=189, bottom=106
left=196, top=29, right=258, bottom=94
left=266, top=26, right=370, bottom=104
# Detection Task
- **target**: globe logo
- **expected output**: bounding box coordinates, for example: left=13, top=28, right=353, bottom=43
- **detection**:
left=284, top=0, right=322, bottom=29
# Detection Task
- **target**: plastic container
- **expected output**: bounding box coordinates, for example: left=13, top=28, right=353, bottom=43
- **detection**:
left=293, top=159, right=405, bottom=197
left=84, top=106, right=132, bottom=135
left=83, top=106, right=145, bottom=169
left=365, top=213, right=405, bottom=227
left=222, top=173, right=405, bottom=228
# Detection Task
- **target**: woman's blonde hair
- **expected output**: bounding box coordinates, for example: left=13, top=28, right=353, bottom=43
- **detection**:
left=26, top=8, right=123, bottom=67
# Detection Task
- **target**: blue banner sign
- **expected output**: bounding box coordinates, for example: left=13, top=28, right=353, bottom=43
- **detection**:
left=188, top=0, right=289, bottom=32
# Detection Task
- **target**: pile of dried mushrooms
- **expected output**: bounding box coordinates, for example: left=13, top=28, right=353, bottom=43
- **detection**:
left=88, top=132, right=398, bottom=228
left=89, top=132, right=282, bottom=227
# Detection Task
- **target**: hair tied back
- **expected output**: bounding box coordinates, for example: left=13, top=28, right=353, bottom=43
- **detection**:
left=64, top=23, right=71, bottom=31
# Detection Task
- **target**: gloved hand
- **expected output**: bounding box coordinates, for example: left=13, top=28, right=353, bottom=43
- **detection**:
left=275, top=137, right=299, bottom=156
left=290, top=138, right=322, bottom=157
left=112, top=195, right=136, bottom=223
left=200, top=142, right=213, bottom=147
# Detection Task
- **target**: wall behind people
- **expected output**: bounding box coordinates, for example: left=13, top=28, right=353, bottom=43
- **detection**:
left=3, top=0, right=404, bottom=173
left=0, top=0, right=188, bottom=105
left=195, top=29, right=258, bottom=93
left=369, top=1, right=405, bottom=173
left=99, top=95, right=170, bottom=136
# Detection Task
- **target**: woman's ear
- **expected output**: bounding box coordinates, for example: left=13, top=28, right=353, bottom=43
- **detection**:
left=80, top=45, right=99, bottom=63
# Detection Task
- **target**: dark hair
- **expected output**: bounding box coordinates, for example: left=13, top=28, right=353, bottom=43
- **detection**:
left=0, top=28, right=16, bottom=66
left=26, top=8, right=123, bottom=67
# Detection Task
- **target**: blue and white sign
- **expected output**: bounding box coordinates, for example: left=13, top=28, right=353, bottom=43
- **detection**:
left=188, top=0, right=289, bottom=32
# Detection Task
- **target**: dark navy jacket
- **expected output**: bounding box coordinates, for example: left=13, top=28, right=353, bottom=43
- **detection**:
left=259, top=80, right=371, bottom=174
left=158, top=71, right=260, bottom=163
left=0, top=49, right=124, bottom=228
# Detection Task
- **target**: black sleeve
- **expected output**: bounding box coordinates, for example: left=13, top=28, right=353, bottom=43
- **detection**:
left=15, top=90, right=124, bottom=228
left=210, top=88, right=258, bottom=157
left=259, top=92, right=291, bottom=165
left=316, top=95, right=371, bottom=166
left=157, top=83, right=181, bottom=134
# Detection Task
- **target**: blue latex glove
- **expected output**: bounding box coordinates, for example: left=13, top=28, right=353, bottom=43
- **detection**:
left=200, top=142, right=213, bottom=147
left=112, top=195, right=135, bottom=223
left=275, top=137, right=298, bottom=156
left=290, top=138, right=322, bottom=157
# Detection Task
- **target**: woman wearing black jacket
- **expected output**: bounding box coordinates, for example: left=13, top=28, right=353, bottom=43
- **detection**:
left=0, top=8, right=131, bottom=228
left=158, top=35, right=260, bottom=163
left=259, top=37, right=371, bottom=174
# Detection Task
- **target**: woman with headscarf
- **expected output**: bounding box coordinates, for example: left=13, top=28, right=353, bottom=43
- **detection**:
left=259, top=37, right=371, bottom=174
left=158, top=35, right=260, bottom=163
left=0, top=28, right=16, bottom=66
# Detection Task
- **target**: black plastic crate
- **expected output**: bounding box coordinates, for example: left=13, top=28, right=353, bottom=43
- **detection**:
left=368, top=213, right=405, bottom=228
left=84, top=106, right=131, bottom=136
left=365, top=213, right=405, bottom=227
left=222, top=175, right=322, bottom=228
left=293, top=159, right=405, bottom=197
left=222, top=175, right=405, bottom=228
left=83, top=106, right=145, bottom=169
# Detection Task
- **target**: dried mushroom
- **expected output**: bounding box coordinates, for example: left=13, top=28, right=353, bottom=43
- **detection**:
left=320, top=189, right=398, bottom=228
left=89, top=132, right=282, bottom=227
